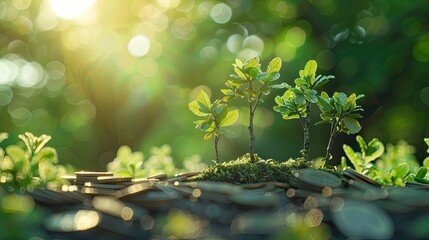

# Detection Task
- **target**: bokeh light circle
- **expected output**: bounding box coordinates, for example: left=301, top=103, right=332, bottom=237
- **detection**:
left=128, top=35, right=151, bottom=57
left=210, top=3, right=232, bottom=24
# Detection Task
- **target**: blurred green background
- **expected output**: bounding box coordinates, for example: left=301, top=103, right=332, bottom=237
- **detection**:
left=0, top=0, right=428, bottom=170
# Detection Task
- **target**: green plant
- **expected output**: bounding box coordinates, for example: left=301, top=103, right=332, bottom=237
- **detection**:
left=107, top=145, right=146, bottom=178
left=342, top=136, right=423, bottom=186
left=107, top=144, right=207, bottom=177
left=317, top=92, right=364, bottom=160
left=188, top=90, right=239, bottom=163
left=222, top=57, right=282, bottom=162
left=0, top=132, right=68, bottom=192
left=274, top=60, right=334, bottom=161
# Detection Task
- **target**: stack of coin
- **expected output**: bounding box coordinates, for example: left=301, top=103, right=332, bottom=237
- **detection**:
left=290, top=169, right=342, bottom=192
left=342, top=168, right=381, bottom=188
left=61, top=171, right=133, bottom=195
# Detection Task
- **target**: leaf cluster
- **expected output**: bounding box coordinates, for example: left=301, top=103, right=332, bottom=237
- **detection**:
left=0, top=132, right=69, bottom=191
left=222, top=57, right=283, bottom=103
left=274, top=60, right=335, bottom=121
left=317, top=92, right=364, bottom=134
left=342, top=136, right=429, bottom=186
left=107, top=145, right=207, bottom=178
left=189, top=90, right=238, bottom=140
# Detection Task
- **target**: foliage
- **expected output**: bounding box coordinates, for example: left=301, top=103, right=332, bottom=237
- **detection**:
left=317, top=92, right=364, bottom=160
left=0, top=1, right=428, bottom=170
left=188, top=90, right=239, bottom=163
left=275, top=60, right=365, bottom=161
left=107, top=145, right=207, bottom=178
left=189, top=153, right=311, bottom=184
left=424, top=138, right=429, bottom=165
left=222, top=57, right=282, bottom=162
left=0, top=132, right=69, bottom=192
left=342, top=136, right=424, bottom=186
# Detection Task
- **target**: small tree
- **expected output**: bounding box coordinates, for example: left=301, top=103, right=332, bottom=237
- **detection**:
left=274, top=60, right=334, bottom=161
left=222, top=57, right=282, bottom=162
left=188, top=90, right=239, bottom=163
left=317, top=91, right=364, bottom=160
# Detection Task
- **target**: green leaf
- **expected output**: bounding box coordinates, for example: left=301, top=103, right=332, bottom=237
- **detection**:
left=415, top=177, right=429, bottom=184
left=320, top=91, right=329, bottom=99
left=342, top=117, right=361, bottom=134
left=212, top=102, right=226, bottom=115
left=294, top=95, right=304, bottom=105
left=234, top=66, right=248, bottom=79
left=302, top=60, right=317, bottom=84
left=356, top=135, right=367, bottom=152
left=270, top=83, right=289, bottom=89
left=197, top=90, right=211, bottom=111
left=365, top=138, right=385, bottom=161
left=219, top=108, right=239, bottom=127
left=267, top=57, right=282, bottom=73
left=6, top=145, right=26, bottom=164
left=274, top=96, right=284, bottom=106
left=317, top=96, right=332, bottom=113
left=313, top=75, right=334, bottom=89
left=221, top=89, right=234, bottom=96
left=304, top=60, right=317, bottom=76
left=343, top=144, right=362, bottom=172
left=392, top=163, right=409, bottom=179
left=268, top=72, right=280, bottom=82
left=249, top=67, right=259, bottom=78
left=335, top=92, right=348, bottom=107
left=196, top=120, right=214, bottom=132
left=294, top=78, right=307, bottom=85
left=243, top=57, right=259, bottom=69
left=0, top=132, right=8, bottom=143
left=424, top=157, right=429, bottom=168
left=32, top=147, right=58, bottom=165
left=416, top=166, right=427, bottom=179
left=188, top=100, right=208, bottom=117
left=234, top=59, right=243, bottom=68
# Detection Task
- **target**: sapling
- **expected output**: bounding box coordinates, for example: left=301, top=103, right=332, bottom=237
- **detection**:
left=317, top=91, right=364, bottom=160
left=274, top=60, right=334, bottom=161
left=222, top=57, right=282, bottom=163
left=188, top=90, right=239, bottom=163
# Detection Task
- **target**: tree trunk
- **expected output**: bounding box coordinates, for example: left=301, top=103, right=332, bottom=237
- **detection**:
left=302, top=104, right=311, bottom=161
left=214, top=135, right=220, bottom=164
left=325, top=120, right=338, bottom=161
left=249, top=102, right=256, bottom=163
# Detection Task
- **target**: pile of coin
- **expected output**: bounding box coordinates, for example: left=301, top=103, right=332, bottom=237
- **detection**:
left=290, top=169, right=342, bottom=192
left=22, top=168, right=429, bottom=239
left=342, top=168, right=381, bottom=188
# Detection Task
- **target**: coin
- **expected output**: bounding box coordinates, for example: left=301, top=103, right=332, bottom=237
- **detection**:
left=96, top=176, right=133, bottom=184
left=75, top=171, right=114, bottom=177
left=331, top=199, right=394, bottom=239
left=343, top=168, right=381, bottom=187
left=146, top=173, right=168, bottom=180
left=230, top=192, right=279, bottom=208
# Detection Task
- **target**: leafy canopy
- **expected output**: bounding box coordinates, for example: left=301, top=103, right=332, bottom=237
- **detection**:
left=189, top=90, right=239, bottom=140
left=222, top=57, right=283, bottom=102
left=317, top=91, right=364, bottom=134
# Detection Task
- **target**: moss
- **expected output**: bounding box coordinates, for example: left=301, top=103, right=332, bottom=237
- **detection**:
left=188, top=154, right=314, bottom=185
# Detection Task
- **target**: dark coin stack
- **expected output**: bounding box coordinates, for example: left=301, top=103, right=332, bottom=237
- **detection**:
left=24, top=169, right=429, bottom=240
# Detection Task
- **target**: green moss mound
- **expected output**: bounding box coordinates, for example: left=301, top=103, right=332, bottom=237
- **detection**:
left=189, top=154, right=313, bottom=185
